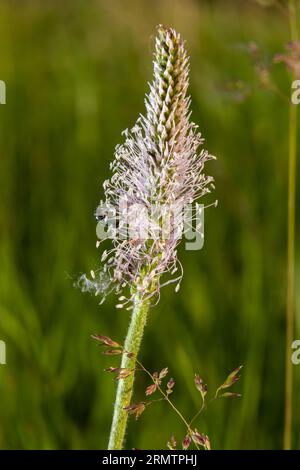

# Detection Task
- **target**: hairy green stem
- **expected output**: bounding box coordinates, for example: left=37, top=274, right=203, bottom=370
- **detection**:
left=284, top=0, right=298, bottom=451
left=108, top=294, right=149, bottom=450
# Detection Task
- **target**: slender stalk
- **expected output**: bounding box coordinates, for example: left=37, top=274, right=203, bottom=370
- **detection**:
left=284, top=0, right=298, bottom=451
left=189, top=400, right=205, bottom=428
left=289, top=0, right=298, bottom=42
left=284, top=91, right=297, bottom=450
left=108, top=294, right=149, bottom=450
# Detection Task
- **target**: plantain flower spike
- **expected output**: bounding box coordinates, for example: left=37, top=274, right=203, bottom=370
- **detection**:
left=81, top=25, right=215, bottom=307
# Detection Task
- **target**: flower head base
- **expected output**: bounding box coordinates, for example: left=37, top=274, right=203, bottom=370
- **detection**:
left=79, top=25, right=215, bottom=308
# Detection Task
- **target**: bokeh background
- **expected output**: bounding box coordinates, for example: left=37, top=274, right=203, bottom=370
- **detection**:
left=0, top=0, right=299, bottom=450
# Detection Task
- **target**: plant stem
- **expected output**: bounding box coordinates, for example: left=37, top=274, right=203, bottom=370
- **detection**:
left=284, top=90, right=297, bottom=451
left=189, top=400, right=205, bottom=428
left=108, top=293, right=149, bottom=450
left=284, top=0, right=298, bottom=451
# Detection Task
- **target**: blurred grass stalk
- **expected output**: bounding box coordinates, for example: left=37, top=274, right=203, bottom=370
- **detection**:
left=284, top=0, right=298, bottom=451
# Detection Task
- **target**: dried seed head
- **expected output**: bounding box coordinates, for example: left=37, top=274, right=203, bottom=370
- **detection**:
left=159, top=367, right=169, bottom=379
left=123, top=402, right=146, bottom=420
left=191, top=429, right=207, bottom=447
left=167, top=435, right=177, bottom=450
left=166, top=377, right=176, bottom=395
left=218, top=365, right=243, bottom=391
left=182, top=434, right=192, bottom=450
left=145, top=383, right=158, bottom=396
left=91, top=334, right=121, bottom=348
left=194, top=373, right=208, bottom=399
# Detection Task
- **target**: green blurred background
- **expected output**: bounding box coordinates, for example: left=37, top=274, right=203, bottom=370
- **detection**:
left=0, top=0, right=299, bottom=450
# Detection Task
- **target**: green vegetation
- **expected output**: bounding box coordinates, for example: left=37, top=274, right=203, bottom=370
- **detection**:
left=0, top=0, right=299, bottom=449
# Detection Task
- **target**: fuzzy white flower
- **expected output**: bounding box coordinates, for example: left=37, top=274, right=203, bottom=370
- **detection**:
left=80, top=25, right=215, bottom=307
